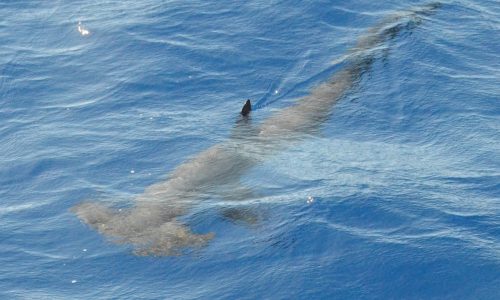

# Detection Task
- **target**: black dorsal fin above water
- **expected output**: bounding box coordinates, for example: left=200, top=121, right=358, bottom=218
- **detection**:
left=240, top=99, right=251, bottom=116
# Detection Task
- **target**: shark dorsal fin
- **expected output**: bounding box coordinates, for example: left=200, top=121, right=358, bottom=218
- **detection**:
left=240, top=99, right=251, bottom=116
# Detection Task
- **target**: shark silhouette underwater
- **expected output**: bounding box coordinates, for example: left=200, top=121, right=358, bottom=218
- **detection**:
left=72, top=3, right=441, bottom=256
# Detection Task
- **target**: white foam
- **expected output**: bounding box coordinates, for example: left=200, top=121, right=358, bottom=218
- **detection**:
left=77, top=21, right=90, bottom=36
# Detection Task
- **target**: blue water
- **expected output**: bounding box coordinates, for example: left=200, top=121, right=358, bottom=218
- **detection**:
left=1, top=0, right=499, bottom=299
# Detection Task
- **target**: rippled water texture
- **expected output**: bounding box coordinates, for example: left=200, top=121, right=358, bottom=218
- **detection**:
left=1, top=1, right=499, bottom=299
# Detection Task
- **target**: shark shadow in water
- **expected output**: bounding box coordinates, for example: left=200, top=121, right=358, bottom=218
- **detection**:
left=72, top=3, right=442, bottom=256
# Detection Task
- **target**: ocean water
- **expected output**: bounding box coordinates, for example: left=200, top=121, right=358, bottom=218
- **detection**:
left=1, top=0, right=499, bottom=299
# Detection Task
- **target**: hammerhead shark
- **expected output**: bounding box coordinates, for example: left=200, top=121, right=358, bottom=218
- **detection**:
left=72, top=3, right=441, bottom=255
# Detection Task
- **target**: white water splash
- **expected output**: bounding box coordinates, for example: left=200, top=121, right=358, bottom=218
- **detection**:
left=77, top=21, right=90, bottom=36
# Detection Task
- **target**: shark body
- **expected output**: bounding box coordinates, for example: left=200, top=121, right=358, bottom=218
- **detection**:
left=72, top=3, right=441, bottom=255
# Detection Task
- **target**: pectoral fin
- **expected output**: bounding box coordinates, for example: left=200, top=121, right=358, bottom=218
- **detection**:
left=72, top=201, right=214, bottom=256
left=133, top=221, right=215, bottom=256
left=220, top=206, right=264, bottom=226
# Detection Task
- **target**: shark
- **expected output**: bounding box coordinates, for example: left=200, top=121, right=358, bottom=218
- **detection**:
left=72, top=3, right=441, bottom=256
